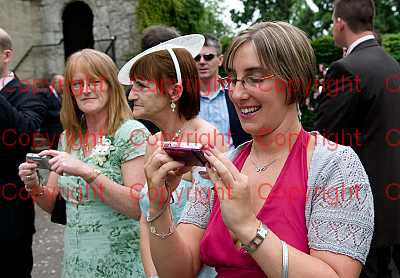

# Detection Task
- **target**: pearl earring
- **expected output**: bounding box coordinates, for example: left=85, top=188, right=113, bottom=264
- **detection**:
left=170, top=102, right=176, bottom=112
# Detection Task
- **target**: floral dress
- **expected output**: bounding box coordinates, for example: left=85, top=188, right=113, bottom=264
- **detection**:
left=57, top=120, right=149, bottom=278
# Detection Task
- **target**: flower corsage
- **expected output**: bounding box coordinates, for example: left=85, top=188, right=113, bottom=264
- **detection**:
left=90, top=136, right=116, bottom=166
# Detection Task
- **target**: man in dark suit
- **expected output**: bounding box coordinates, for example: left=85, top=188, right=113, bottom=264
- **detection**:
left=0, top=28, right=46, bottom=277
left=40, top=74, right=64, bottom=150
left=196, top=34, right=250, bottom=149
left=314, top=1, right=400, bottom=277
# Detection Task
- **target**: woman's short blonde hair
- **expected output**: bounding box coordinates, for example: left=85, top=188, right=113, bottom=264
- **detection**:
left=62, top=49, right=132, bottom=150
left=224, top=21, right=316, bottom=104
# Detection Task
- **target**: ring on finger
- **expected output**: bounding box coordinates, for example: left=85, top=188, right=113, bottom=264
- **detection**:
left=157, top=159, right=165, bottom=168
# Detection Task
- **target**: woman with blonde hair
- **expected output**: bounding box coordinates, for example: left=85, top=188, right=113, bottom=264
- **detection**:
left=19, top=49, right=148, bottom=277
left=142, top=22, right=374, bottom=277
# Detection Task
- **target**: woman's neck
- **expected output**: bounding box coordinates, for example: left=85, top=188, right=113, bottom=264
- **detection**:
left=199, top=75, right=219, bottom=97
left=85, top=111, right=107, bottom=136
left=151, top=111, right=190, bottom=141
left=252, top=109, right=302, bottom=158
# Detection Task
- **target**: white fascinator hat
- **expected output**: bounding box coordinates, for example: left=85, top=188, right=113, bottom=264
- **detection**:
left=118, top=34, right=205, bottom=85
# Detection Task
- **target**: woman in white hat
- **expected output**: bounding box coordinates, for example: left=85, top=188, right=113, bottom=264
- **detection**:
left=118, top=35, right=225, bottom=277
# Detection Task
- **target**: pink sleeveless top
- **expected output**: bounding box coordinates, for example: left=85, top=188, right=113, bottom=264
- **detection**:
left=200, top=129, right=310, bottom=277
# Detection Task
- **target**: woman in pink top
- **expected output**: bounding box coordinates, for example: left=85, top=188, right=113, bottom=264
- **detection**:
left=143, top=22, right=374, bottom=277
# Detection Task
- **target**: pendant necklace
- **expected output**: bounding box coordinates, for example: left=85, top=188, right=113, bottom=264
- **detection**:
left=248, top=145, right=279, bottom=173
left=168, top=119, right=190, bottom=142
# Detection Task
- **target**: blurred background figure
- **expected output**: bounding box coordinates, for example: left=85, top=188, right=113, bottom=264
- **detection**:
left=196, top=34, right=250, bottom=150
left=0, top=27, right=46, bottom=278
left=314, top=1, right=400, bottom=277
left=39, top=74, right=64, bottom=150
left=49, top=74, right=64, bottom=100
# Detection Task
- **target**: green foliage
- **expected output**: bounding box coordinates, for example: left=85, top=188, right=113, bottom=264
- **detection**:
left=230, top=0, right=400, bottom=39
left=375, top=0, right=400, bottom=34
left=300, top=107, right=317, bottom=131
left=383, top=33, right=400, bottom=62
left=136, top=0, right=231, bottom=37
left=311, top=35, right=342, bottom=66
left=292, top=0, right=334, bottom=38
left=231, top=0, right=297, bottom=25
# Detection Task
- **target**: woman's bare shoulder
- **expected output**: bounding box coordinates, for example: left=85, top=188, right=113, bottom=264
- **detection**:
left=193, top=118, right=228, bottom=152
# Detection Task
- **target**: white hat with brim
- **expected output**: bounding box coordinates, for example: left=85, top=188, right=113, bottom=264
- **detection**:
left=118, top=34, right=205, bottom=85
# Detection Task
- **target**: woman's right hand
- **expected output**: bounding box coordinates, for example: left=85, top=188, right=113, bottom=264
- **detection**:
left=18, top=160, right=40, bottom=192
left=144, top=143, right=190, bottom=208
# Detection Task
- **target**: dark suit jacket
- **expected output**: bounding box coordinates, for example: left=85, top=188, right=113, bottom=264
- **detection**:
left=0, top=76, right=46, bottom=240
left=315, top=39, right=400, bottom=248
left=39, top=87, right=63, bottom=149
left=224, top=89, right=251, bottom=147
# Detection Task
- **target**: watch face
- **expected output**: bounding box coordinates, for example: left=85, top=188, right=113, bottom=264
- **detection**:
left=258, top=224, right=268, bottom=238
left=242, top=223, right=269, bottom=253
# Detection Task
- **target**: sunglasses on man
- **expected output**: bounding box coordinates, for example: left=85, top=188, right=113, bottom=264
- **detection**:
left=194, top=53, right=216, bottom=62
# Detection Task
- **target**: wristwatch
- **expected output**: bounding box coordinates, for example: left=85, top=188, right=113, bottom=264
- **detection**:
left=241, top=221, right=269, bottom=253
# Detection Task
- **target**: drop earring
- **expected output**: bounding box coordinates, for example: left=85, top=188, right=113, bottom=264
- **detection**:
left=296, top=103, right=302, bottom=121
left=170, top=102, right=176, bottom=112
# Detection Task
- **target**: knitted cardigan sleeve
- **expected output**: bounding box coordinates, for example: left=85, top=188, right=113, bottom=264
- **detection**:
left=305, top=135, right=374, bottom=264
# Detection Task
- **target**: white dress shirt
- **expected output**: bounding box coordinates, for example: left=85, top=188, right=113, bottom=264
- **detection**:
left=346, top=34, right=376, bottom=56
left=0, top=72, right=15, bottom=92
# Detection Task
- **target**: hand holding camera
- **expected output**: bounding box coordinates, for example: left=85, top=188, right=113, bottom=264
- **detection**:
left=26, top=153, right=51, bottom=170
left=18, top=153, right=50, bottom=194
left=162, top=141, right=207, bottom=167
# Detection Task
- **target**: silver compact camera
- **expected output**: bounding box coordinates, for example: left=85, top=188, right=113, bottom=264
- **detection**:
left=26, top=153, right=51, bottom=170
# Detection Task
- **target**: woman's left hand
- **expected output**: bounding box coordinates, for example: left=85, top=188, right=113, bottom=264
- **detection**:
left=203, top=147, right=258, bottom=236
left=39, top=149, right=91, bottom=178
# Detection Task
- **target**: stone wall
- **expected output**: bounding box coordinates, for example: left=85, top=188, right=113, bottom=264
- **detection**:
left=0, top=0, right=42, bottom=79
left=0, top=0, right=140, bottom=81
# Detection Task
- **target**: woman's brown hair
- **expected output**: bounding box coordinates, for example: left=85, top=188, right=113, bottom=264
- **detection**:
left=224, top=21, right=316, bottom=104
left=129, top=48, right=200, bottom=120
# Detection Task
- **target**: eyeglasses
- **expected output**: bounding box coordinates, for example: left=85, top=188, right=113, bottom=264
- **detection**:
left=194, top=53, right=216, bottom=62
left=225, top=74, right=275, bottom=90
left=70, top=79, right=105, bottom=94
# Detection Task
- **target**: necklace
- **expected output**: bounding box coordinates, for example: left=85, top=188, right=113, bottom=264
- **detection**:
left=249, top=155, right=277, bottom=172
left=170, top=128, right=183, bottom=142
left=248, top=145, right=280, bottom=173
left=168, top=120, right=190, bottom=142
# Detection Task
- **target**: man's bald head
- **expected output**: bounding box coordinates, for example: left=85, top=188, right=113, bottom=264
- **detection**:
left=0, top=28, right=12, bottom=52
left=0, top=28, right=13, bottom=77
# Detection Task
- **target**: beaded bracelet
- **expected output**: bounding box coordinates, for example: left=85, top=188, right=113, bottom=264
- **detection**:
left=146, top=185, right=172, bottom=223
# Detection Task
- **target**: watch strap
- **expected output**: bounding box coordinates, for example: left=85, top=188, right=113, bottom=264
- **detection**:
left=241, top=221, right=269, bottom=253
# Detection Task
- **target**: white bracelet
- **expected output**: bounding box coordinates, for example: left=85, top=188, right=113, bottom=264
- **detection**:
left=281, top=240, right=288, bottom=278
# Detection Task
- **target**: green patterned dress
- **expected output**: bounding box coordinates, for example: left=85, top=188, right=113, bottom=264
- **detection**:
left=57, top=120, right=149, bottom=278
